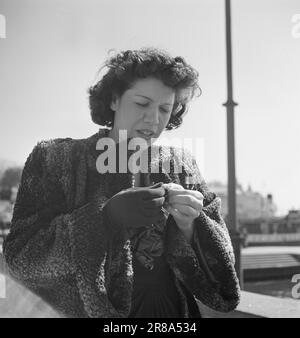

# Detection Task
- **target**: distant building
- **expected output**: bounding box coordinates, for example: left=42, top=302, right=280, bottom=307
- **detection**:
left=0, top=200, right=13, bottom=224
left=208, top=181, right=277, bottom=221
left=286, top=209, right=300, bottom=233
left=0, top=199, right=13, bottom=237
left=10, top=185, right=18, bottom=204
left=238, top=211, right=300, bottom=235
left=0, top=185, right=17, bottom=234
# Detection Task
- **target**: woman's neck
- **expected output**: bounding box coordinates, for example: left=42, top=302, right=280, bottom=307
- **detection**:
left=108, top=128, right=129, bottom=144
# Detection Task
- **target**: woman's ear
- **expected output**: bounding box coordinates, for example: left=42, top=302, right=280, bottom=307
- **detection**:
left=110, top=94, right=120, bottom=112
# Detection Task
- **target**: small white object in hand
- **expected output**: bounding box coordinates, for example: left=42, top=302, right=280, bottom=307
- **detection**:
left=162, top=183, right=184, bottom=211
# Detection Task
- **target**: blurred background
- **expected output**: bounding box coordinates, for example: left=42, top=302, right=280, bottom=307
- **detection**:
left=0, top=0, right=299, bottom=317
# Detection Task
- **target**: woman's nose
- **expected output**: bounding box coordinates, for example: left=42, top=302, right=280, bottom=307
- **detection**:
left=143, top=107, right=159, bottom=125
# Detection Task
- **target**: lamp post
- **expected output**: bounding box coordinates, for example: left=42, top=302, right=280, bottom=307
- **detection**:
left=223, top=0, right=243, bottom=287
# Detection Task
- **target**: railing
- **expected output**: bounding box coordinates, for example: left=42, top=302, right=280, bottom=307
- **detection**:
left=197, top=291, right=300, bottom=318
left=1, top=233, right=299, bottom=318
left=1, top=268, right=299, bottom=318
left=247, top=233, right=300, bottom=245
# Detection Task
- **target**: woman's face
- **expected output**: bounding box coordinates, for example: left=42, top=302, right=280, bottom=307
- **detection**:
left=109, top=77, right=175, bottom=144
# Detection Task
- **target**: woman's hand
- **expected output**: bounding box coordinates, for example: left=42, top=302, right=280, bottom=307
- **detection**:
left=163, top=183, right=204, bottom=242
left=104, top=182, right=166, bottom=229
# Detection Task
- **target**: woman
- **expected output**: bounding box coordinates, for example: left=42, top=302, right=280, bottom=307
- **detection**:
left=3, top=48, right=240, bottom=318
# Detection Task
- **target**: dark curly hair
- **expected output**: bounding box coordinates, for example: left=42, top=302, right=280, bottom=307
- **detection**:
left=88, top=47, right=201, bottom=130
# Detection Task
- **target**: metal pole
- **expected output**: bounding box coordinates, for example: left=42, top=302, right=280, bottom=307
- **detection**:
left=223, top=0, right=243, bottom=287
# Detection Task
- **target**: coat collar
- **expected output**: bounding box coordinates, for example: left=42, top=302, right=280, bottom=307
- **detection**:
left=84, top=128, right=176, bottom=196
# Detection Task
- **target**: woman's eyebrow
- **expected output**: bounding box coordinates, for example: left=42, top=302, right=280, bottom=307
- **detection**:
left=135, top=94, right=173, bottom=106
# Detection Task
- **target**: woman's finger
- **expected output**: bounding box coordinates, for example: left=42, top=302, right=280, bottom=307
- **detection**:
left=149, top=182, right=163, bottom=189
left=166, top=205, right=191, bottom=223
left=143, top=196, right=165, bottom=209
left=168, top=188, right=204, bottom=201
left=168, top=194, right=203, bottom=211
left=170, top=202, right=200, bottom=218
left=162, top=183, right=184, bottom=192
left=142, top=186, right=166, bottom=199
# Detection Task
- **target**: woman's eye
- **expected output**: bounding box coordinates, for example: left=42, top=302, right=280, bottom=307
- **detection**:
left=135, top=102, right=170, bottom=114
left=135, top=102, right=149, bottom=107
left=160, top=107, right=171, bottom=114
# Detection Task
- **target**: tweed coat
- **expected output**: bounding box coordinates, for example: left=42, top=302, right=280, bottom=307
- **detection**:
left=3, top=128, right=240, bottom=318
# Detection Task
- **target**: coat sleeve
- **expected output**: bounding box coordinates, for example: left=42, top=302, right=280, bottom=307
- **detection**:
left=3, top=141, right=131, bottom=318
left=165, top=150, right=241, bottom=313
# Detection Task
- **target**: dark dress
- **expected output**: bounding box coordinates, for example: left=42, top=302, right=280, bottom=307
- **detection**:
left=129, top=254, right=182, bottom=318
left=128, top=173, right=201, bottom=318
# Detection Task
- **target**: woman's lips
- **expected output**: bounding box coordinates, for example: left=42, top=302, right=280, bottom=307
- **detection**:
left=136, top=129, right=155, bottom=139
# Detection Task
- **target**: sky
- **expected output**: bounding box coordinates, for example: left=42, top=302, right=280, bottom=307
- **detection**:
left=0, top=0, right=299, bottom=215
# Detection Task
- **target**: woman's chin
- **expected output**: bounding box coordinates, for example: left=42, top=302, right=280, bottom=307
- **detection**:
left=130, top=133, right=154, bottom=145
